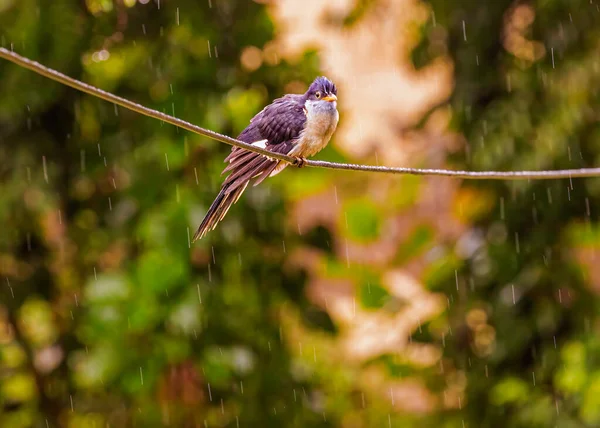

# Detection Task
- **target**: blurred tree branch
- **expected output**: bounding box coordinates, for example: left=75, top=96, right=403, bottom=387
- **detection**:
left=2, top=46, right=599, bottom=181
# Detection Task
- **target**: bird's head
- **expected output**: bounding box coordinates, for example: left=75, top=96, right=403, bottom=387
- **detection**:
left=306, top=76, right=337, bottom=104
left=304, top=76, right=338, bottom=116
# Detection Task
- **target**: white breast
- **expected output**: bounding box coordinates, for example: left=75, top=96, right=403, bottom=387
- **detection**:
left=291, top=102, right=339, bottom=158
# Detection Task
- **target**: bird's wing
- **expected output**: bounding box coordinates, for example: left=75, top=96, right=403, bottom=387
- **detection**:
left=252, top=94, right=306, bottom=146
left=221, top=95, right=307, bottom=192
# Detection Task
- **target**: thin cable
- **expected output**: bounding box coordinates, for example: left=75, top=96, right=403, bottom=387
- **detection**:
left=1, top=47, right=598, bottom=180
left=0, top=47, right=289, bottom=163
left=308, top=160, right=600, bottom=179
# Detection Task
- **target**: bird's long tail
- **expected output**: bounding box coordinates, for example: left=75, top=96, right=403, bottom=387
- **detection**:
left=193, top=145, right=286, bottom=241
left=192, top=182, right=249, bottom=242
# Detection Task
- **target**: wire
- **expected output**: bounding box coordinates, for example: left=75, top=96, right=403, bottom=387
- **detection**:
left=1, top=47, right=597, bottom=180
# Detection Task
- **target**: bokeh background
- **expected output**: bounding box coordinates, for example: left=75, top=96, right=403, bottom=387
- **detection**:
left=1, top=0, right=600, bottom=426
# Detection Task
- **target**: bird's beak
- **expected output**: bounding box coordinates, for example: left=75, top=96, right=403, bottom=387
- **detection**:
left=322, top=94, right=337, bottom=102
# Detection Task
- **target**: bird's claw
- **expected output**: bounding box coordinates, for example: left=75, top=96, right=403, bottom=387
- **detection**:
left=293, top=156, right=307, bottom=168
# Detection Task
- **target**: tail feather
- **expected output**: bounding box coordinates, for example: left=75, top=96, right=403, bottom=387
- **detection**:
left=192, top=183, right=248, bottom=242
left=223, top=154, right=274, bottom=186
left=225, top=158, right=272, bottom=191
left=194, top=142, right=288, bottom=240
left=222, top=151, right=254, bottom=174
left=253, top=161, right=280, bottom=187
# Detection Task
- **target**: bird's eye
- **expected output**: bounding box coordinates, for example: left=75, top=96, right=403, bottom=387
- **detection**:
left=315, top=91, right=322, bottom=99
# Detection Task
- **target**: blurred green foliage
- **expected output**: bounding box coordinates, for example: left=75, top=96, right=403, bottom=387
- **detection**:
left=1, top=0, right=600, bottom=427
left=0, top=1, right=327, bottom=426
left=416, top=0, right=600, bottom=426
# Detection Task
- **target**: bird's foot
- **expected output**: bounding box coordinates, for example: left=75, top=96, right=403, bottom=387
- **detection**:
left=293, top=156, right=308, bottom=168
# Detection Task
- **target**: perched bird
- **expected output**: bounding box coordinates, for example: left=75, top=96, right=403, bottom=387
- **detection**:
left=193, top=76, right=339, bottom=241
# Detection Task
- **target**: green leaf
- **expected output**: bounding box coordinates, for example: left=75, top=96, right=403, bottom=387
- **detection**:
left=396, top=225, right=433, bottom=262
left=343, top=198, right=381, bottom=242
left=136, top=250, right=187, bottom=294
left=73, top=344, right=123, bottom=388
left=582, top=373, right=600, bottom=424
left=85, top=274, right=132, bottom=303
left=359, top=281, right=390, bottom=309
left=490, top=377, right=530, bottom=405
left=1, top=373, right=37, bottom=402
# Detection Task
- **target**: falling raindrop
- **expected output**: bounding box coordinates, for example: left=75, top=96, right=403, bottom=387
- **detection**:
left=345, top=239, right=350, bottom=266
left=6, top=278, right=14, bottom=298
left=42, top=155, right=48, bottom=183
left=586, top=197, right=591, bottom=216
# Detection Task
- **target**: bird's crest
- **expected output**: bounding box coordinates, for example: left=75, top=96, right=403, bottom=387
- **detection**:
left=308, top=76, right=337, bottom=95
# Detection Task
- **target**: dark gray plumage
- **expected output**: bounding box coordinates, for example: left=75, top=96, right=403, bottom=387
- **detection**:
left=193, top=76, right=339, bottom=241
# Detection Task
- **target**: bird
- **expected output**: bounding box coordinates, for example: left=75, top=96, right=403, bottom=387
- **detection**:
left=192, top=76, right=339, bottom=241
